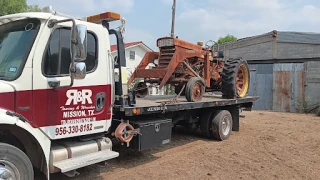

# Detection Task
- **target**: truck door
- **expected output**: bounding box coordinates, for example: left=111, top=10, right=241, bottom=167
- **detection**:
left=32, top=26, right=112, bottom=139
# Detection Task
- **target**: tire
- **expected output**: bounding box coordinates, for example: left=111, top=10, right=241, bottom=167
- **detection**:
left=0, top=143, right=34, bottom=180
left=200, top=111, right=213, bottom=138
left=200, top=110, right=233, bottom=141
left=185, top=77, right=205, bottom=102
left=221, top=58, right=250, bottom=99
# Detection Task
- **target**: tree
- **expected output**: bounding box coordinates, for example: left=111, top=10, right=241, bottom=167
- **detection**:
left=0, top=0, right=41, bottom=16
left=25, top=4, right=41, bottom=12
left=217, top=34, right=237, bottom=44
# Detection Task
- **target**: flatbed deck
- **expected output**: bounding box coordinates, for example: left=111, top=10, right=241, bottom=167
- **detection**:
left=114, top=94, right=258, bottom=116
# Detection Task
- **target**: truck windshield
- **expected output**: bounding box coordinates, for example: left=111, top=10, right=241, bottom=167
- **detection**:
left=0, top=18, right=40, bottom=80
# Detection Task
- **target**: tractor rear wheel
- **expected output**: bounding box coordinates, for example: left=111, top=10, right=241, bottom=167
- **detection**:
left=185, top=77, right=205, bottom=102
left=221, top=58, right=250, bottom=99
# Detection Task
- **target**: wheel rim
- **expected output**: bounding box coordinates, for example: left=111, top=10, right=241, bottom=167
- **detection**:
left=236, top=64, right=249, bottom=97
left=0, top=160, right=20, bottom=180
left=192, top=82, right=203, bottom=101
left=221, top=116, right=231, bottom=136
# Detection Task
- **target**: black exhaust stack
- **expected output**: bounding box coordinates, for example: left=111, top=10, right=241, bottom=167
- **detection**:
left=102, top=20, right=136, bottom=107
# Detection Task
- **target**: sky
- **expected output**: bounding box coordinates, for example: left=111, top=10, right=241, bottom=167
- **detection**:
left=27, top=0, right=320, bottom=50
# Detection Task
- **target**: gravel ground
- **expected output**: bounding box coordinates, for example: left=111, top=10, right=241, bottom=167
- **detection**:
left=37, top=110, right=320, bottom=180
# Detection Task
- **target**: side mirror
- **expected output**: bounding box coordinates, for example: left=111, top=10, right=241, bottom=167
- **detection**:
left=70, top=24, right=87, bottom=80
left=47, top=19, right=88, bottom=89
left=71, top=24, right=88, bottom=61
left=70, top=62, right=86, bottom=79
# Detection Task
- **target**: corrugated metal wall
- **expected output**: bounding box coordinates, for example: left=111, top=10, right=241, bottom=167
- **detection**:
left=248, top=64, right=273, bottom=110
left=273, top=63, right=305, bottom=112
left=305, top=61, right=320, bottom=108
left=248, top=63, right=307, bottom=112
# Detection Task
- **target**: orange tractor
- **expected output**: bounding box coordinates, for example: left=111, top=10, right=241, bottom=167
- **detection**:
left=127, top=0, right=250, bottom=102
left=127, top=37, right=250, bottom=102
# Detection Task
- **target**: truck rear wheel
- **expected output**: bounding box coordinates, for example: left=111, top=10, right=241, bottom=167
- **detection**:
left=185, top=77, right=205, bottom=102
left=200, top=110, right=233, bottom=141
left=221, top=58, right=250, bottom=99
left=0, top=143, right=33, bottom=180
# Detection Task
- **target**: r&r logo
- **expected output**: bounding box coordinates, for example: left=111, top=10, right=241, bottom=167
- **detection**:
left=66, top=89, right=93, bottom=105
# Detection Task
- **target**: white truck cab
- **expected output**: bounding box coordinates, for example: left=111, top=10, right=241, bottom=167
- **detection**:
left=0, top=7, right=127, bottom=180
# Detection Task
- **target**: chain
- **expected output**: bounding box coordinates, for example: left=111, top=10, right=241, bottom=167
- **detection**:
left=156, top=84, right=186, bottom=113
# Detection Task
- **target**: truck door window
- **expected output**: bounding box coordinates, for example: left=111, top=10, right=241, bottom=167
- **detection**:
left=43, top=28, right=98, bottom=76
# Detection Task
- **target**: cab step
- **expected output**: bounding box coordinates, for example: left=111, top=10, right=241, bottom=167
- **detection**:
left=53, top=150, right=119, bottom=173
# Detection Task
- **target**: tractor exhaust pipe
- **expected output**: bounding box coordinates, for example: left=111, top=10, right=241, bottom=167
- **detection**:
left=171, top=0, right=176, bottom=37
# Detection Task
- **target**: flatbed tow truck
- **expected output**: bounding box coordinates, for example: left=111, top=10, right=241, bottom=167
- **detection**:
left=0, top=6, right=258, bottom=180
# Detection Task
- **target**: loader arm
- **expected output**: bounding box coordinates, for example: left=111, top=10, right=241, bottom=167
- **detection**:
left=127, top=52, right=159, bottom=86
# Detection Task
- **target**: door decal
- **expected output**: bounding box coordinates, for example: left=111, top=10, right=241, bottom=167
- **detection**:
left=60, top=89, right=96, bottom=125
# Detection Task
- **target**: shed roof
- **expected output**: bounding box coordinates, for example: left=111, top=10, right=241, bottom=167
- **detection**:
left=219, top=30, right=320, bottom=48
left=110, top=41, right=153, bottom=52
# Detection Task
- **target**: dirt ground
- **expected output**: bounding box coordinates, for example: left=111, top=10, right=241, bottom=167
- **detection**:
left=37, top=110, right=320, bottom=180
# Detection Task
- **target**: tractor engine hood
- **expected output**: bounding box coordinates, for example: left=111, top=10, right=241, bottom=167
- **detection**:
left=0, top=81, right=15, bottom=111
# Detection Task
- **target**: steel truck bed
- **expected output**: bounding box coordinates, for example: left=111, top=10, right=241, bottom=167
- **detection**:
left=111, top=94, right=258, bottom=151
left=114, top=94, right=258, bottom=116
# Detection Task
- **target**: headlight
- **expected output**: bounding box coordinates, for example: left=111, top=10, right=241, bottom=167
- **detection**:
left=157, top=38, right=174, bottom=47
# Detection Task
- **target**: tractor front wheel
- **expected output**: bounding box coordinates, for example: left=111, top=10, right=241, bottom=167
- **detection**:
left=185, top=77, right=205, bottom=102
left=221, top=58, right=250, bottom=99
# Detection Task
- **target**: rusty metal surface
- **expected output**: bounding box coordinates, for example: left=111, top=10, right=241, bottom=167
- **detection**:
left=273, top=63, right=305, bottom=112
left=128, top=40, right=209, bottom=89
left=157, top=37, right=203, bottom=51
left=273, top=71, right=291, bottom=112
left=158, top=46, right=207, bottom=88
left=128, top=36, right=234, bottom=102
left=127, top=52, right=159, bottom=86
left=248, top=63, right=307, bottom=113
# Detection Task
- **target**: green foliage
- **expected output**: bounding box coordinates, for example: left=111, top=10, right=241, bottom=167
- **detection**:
left=166, top=85, right=175, bottom=95
left=295, top=98, right=310, bottom=113
left=217, top=34, right=237, bottom=44
left=0, top=0, right=41, bottom=16
left=25, top=4, right=41, bottom=12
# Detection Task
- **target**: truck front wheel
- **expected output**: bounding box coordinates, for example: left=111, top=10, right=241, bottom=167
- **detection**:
left=200, top=110, right=233, bottom=141
left=0, top=143, right=34, bottom=180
